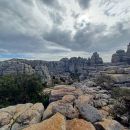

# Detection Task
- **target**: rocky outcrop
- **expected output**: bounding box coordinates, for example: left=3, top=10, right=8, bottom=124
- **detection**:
left=0, top=59, right=52, bottom=85
left=0, top=53, right=104, bottom=85
left=111, top=43, right=130, bottom=64
left=90, top=52, right=103, bottom=65
left=112, top=50, right=126, bottom=63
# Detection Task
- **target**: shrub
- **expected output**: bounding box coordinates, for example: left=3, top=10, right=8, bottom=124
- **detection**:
left=111, top=88, right=130, bottom=99
left=111, top=88, right=130, bottom=126
left=0, top=74, right=49, bottom=108
left=95, top=74, right=114, bottom=90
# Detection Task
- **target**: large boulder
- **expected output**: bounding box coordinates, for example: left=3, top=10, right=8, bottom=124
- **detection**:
left=50, top=85, right=83, bottom=102
left=66, top=118, right=96, bottom=130
left=52, top=103, right=79, bottom=119
left=77, top=103, right=102, bottom=123
left=43, top=100, right=79, bottom=120
left=23, top=113, right=66, bottom=130
left=95, top=119, right=125, bottom=130
left=12, top=103, right=44, bottom=130
left=0, top=103, right=44, bottom=130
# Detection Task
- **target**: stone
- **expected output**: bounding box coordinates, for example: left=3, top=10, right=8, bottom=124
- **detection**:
left=75, top=95, right=93, bottom=107
left=23, top=113, right=66, bottom=130
left=50, top=85, right=83, bottom=102
left=52, top=103, right=79, bottom=119
left=66, top=118, right=96, bottom=130
left=0, top=112, right=12, bottom=127
left=62, top=95, right=76, bottom=103
left=43, top=100, right=79, bottom=120
left=95, top=119, right=125, bottom=130
left=77, top=103, right=102, bottom=123
left=43, top=101, right=60, bottom=120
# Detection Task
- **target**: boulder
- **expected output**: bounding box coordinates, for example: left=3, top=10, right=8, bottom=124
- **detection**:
left=66, top=118, right=96, bottom=130
left=62, top=95, right=76, bottom=103
left=52, top=103, right=79, bottom=119
left=23, top=113, right=66, bottom=130
left=0, top=112, right=12, bottom=127
left=50, top=85, right=83, bottom=102
left=43, top=100, right=79, bottom=120
left=75, top=95, right=93, bottom=107
left=43, top=101, right=60, bottom=120
left=95, top=119, right=125, bottom=130
left=77, top=103, right=102, bottom=123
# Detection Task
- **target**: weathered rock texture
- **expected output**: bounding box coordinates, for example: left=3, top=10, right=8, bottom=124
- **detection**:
left=0, top=53, right=103, bottom=85
left=112, top=43, right=130, bottom=64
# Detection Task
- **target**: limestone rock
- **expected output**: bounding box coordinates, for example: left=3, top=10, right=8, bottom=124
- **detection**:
left=112, top=50, right=126, bottom=63
left=77, top=103, right=102, bottom=123
left=90, top=52, right=103, bottom=65
left=95, top=119, right=125, bottom=130
left=62, top=95, right=76, bottom=103
left=23, top=113, right=66, bottom=130
left=50, top=85, right=83, bottom=102
left=66, top=118, right=96, bottom=130
left=75, top=95, right=93, bottom=107
left=52, top=103, right=79, bottom=119
left=43, top=100, right=79, bottom=120
left=0, top=112, right=12, bottom=127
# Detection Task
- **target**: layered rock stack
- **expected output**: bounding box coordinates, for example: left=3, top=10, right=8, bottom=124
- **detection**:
left=90, top=52, right=103, bottom=65
left=111, top=43, right=130, bottom=64
left=126, top=43, right=130, bottom=64
left=111, top=50, right=126, bottom=63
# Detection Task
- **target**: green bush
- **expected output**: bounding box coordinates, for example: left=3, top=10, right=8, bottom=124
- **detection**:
left=111, top=88, right=130, bottom=99
left=95, top=74, right=114, bottom=89
left=0, top=74, right=49, bottom=108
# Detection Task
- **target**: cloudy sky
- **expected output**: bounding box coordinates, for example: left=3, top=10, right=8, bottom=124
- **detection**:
left=0, top=0, right=130, bottom=62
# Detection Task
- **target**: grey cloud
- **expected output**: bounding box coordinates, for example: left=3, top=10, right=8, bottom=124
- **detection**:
left=44, top=27, right=73, bottom=48
left=49, top=12, right=64, bottom=25
left=78, top=0, right=91, bottom=9
left=44, top=21, right=130, bottom=53
left=39, top=0, right=64, bottom=11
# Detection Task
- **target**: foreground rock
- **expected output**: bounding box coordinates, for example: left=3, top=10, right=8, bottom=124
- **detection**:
left=95, top=119, right=125, bottom=130
left=0, top=103, right=44, bottom=130
left=23, top=113, right=66, bottom=130
left=77, top=103, right=102, bottom=123
left=66, top=119, right=96, bottom=130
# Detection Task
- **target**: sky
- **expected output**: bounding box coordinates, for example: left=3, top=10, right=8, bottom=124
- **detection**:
left=0, top=0, right=130, bottom=62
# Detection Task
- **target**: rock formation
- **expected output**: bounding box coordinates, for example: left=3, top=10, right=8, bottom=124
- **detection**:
left=126, top=43, right=130, bottom=64
left=0, top=53, right=103, bottom=84
left=111, top=43, right=130, bottom=64
left=90, top=52, right=103, bottom=65
left=112, top=50, right=126, bottom=63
